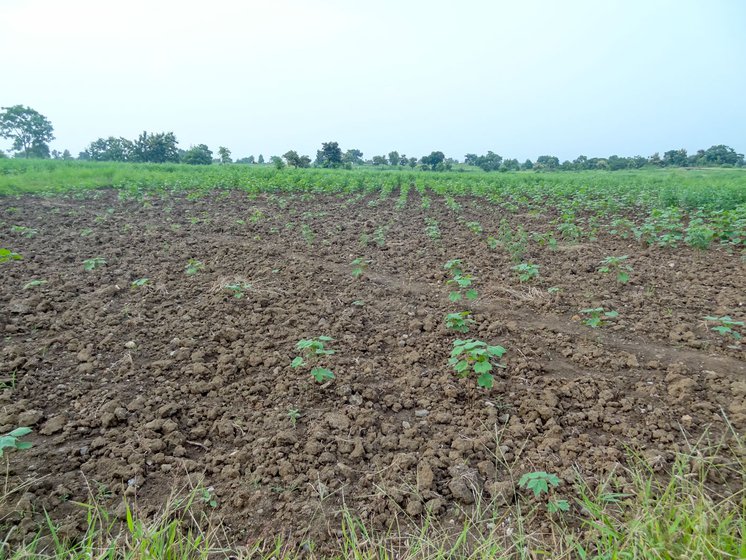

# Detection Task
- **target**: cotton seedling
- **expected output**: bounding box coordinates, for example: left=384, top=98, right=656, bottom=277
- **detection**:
left=449, top=339, right=506, bottom=389
left=0, top=248, right=22, bottom=263
left=703, top=315, right=743, bottom=340
left=291, top=336, right=335, bottom=383
left=512, top=263, right=539, bottom=282
left=580, top=307, right=619, bottom=328
left=223, top=282, right=252, bottom=299
left=131, top=278, right=149, bottom=288
left=351, top=257, right=368, bottom=279
left=185, top=259, right=204, bottom=276
left=445, top=311, right=475, bottom=334
left=23, top=279, right=47, bottom=290
left=598, top=255, right=633, bottom=284
left=83, top=257, right=106, bottom=271
left=444, top=259, right=478, bottom=302
left=0, top=427, right=33, bottom=457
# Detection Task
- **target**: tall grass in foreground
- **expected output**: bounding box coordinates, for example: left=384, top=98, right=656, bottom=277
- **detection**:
left=2, top=435, right=743, bottom=560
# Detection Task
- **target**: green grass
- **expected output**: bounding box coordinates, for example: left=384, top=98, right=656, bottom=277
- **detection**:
left=3, top=438, right=743, bottom=559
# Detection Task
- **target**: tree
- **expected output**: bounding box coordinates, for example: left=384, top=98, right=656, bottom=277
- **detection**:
left=317, top=141, right=343, bottom=168
left=129, top=131, right=179, bottom=163
left=521, top=159, right=534, bottom=170
left=235, top=155, right=255, bottom=164
left=420, top=151, right=446, bottom=171
left=0, top=105, right=55, bottom=158
left=218, top=146, right=232, bottom=164
left=388, top=151, right=401, bottom=166
left=408, top=157, right=418, bottom=168
left=648, top=152, right=662, bottom=166
left=271, top=155, right=286, bottom=169
left=62, top=149, right=73, bottom=160
left=343, top=149, right=363, bottom=165
left=535, top=155, right=560, bottom=170
left=663, top=149, right=688, bottom=167
left=372, top=155, right=388, bottom=166
left=699, top=145, right=744, bottom=167
left=257, top=154, right=265, bottom=164
left=473, top=151, right=502, bottom=172
left=502, top=158, right=520, bottom=171
left=81, top=136, right=133, bottom=162
left=464, top=153, right=479, bottom=166
left=182, top=144, right=213, bottom=165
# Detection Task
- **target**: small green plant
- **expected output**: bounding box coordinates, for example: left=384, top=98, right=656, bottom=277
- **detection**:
left=444, top=260, right=478, bottom=302
left=80, top=228, right=94, bottom=237
left=598, top=255, right=633, bottom=284
left=465, top=221, right=483, bottom=235
left=199, top=486, right=218, bottom=508
left=83, top=257, right=106, bottom=271
left=351, top=257, right=368, bottom=279
left=185, top=259, right=204, bottom=276
left=223, top=281, right=252, bottom=299
left=301, top=224, right=315, bottom=245
left=291, top=336, right=335, bottom=383
left=548, top=286, right=560, bottom=294
left=425, top=218, right=441, bottom=240
left=0, top=248, right=22, bottom=263
left=512, top=263, right=539, bottom=282
left=287, top=409, right=301, bottom=427
left=518, top=471, right=569, bottom=514
left=11, top=225, right=38, bottom=238
left=374, top=226, right=386, bottom=247
left=23, top=279, right=47, bottom=290
left=580, top=307, right=619, bottom=328
left=249, top=208, right=265, bottom=223
left=131, top=278, right=149, bottom=288
left=445, top=311, right=475, bottom=334
left=486, top=236, right=499, bottom=250
left=449, top=339, right=506, bottom=389
left=703, top=315, right=743, bottom=340
left=0, top=427, right=33, bottom=457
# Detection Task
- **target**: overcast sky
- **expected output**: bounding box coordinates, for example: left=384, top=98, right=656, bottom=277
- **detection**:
left=2, top=0, right=745, bottom=161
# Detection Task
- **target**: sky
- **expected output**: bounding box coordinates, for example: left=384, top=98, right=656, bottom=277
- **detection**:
left=2, top=0, right=745, bottom=161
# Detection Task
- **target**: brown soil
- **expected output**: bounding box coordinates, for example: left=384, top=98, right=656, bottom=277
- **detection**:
left=1, top=189, right=744, bottom=546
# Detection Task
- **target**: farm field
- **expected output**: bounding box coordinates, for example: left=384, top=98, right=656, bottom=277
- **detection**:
left=0, top=163, right=745, bottom=557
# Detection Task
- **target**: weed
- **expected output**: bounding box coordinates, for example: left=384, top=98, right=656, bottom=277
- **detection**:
left=185, top=259, right=204, bottom=276
left=449, top=339, right=506, bottom=389
left=518, top=471, right=569, bottom=514
left=83, top=257, right=106, bottom=271
left=199, top=486, right=218, bottom=508
left=445, top=311, right=475, bottom=334
left=291, top=336, right=335, bottom=383
left=580, top=307, right=619, bottom=328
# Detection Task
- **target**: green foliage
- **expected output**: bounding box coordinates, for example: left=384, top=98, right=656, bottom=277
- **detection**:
left=449, top=339, right=506, bottom=389
left=287, top=408, right=301, bottom=427
left=0, top=248, right=22, bottom=262
left=301, top=223, right=315, bottom=245
left=445, top=311, right=475, bottom=333
left=465, top=221, right=483, bottom=235
left=512, top=262, right=539, bottom=282
left=23, top=279, right=47, bottom=289
left=292, top=336, right=335, bottom=383
left=0, top=427, right=33, bottom=457
left=82, top=257, right=106, bottom=271
left=11, top=225, right=38, bottom=237
left=223, top=281, right=251, bottom=299
left=131, top=278, right=149, bottom=288
left=598, top=255, right=633, bottom=284
left=351, top=257, right=368, bottom=278
left=519, top=471, right=560, bottom=498
left=181, top=144, right=213, bottom=165
left=444, top=259, right=478, bottom=302
left=199, top=486, right=218, bottom=508
left=703, top=315, right=743, bottom=340
left=425, top=218, right=441, bottom=240
left=184, top=258, right=204, bottom=275
left=580, top=307, right=619, bottom=328
left=0, top=105, right=54, bottom=158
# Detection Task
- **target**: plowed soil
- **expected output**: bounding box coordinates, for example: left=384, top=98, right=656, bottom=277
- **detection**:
left=1, top=189, right=744, bottom=546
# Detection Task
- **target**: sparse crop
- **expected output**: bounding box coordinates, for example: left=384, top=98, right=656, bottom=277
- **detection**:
left=291, top=336, right=335, bottom=383
left=83, top=257, right=106, bottom=271
left=466, top=221, right=483, bottom=235
left=185, top=259, right=204, bottom=275
left=445, top=311, right=475, bottom=333
left=449, top=339, right=506, bottom=389
left=512, top=263, right=539, bottom=282
left=580, top=307, right=619, bottom=328
left=11, top=225, right=38, bottom=238
left=703, top=315, right=743, bottom=340
left=599, top=255, right=633, bottom=284
left=0, top=427, right=33, bottom=457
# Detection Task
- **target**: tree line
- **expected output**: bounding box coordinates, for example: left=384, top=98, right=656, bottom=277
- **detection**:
left=2, top=105, right=744, bottom=171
